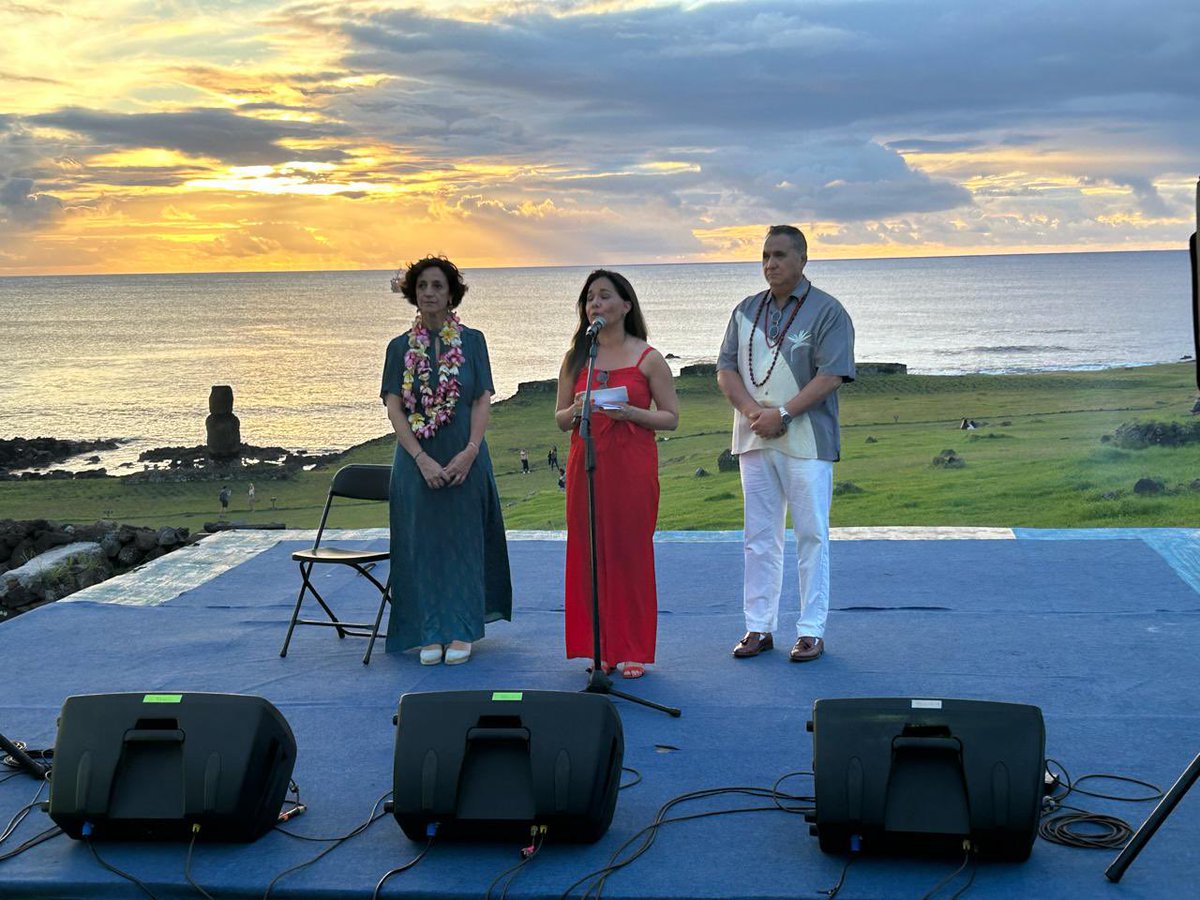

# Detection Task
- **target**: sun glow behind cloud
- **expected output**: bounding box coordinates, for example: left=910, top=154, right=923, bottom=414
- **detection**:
left=185, top=162, right=383, bottom=196
left=1, top=0, right=1197, bottom=274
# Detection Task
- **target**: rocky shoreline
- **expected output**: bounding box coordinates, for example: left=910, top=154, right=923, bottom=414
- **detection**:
left=0, top=432, right=351, bottom=618
left=0, top=518, right=198, bottom=620
left=124, top=443, right=342, bottom=483
left=3, top=363, right=916, bottom=482
left=0, top=439, right=343, bottom=483
left=0, top=437, right=124, bottom=479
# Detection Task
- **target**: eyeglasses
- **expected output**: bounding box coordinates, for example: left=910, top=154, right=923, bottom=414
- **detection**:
left=594, top=369, right=609, bottom=387
left=767, top=306, right=783, bottom=341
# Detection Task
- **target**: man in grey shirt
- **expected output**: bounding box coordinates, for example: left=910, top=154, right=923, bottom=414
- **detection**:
left=716, top=225, right=855, bottom=662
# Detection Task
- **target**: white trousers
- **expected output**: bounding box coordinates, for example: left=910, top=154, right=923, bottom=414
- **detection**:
left=739, top=450, right=833, bottom=638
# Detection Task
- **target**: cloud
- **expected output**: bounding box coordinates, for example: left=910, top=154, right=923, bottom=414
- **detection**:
left=27, top=107, right=350, bottom=165
left=1088, top=174, right=1173, bottom=219
left=313, top=0, right=1196, bottom=230
left=886, top=139, right=984, bottom=154
left=327, top=1, right=1200, bottom=138
left=0, top=176, right=63, bottom=226
left=205, top=230, right=281, bottom=257
left=200, top=217, right=334, bottom=258
left=2, top=0, right=1198, bottom=271
left=434, top=191, right=704, bottom=261
left=0, top=69, right=61, bottom=85
left=688, top=138, right=973, bottom=222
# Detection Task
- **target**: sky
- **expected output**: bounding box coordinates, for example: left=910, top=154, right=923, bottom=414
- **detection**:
left=1, top=0, right=1198, bottom=275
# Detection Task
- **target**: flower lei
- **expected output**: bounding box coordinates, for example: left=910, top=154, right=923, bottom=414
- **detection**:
left=401, top=311, right=465, bottom=439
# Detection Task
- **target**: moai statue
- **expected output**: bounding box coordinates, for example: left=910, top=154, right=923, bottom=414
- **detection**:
left=206, top=385, right=242, bottom=457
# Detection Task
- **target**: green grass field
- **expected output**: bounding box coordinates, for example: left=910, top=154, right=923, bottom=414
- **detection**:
left=2, top=364, right=1197, bottom=531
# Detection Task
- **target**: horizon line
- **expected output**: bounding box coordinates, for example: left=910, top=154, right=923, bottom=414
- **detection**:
left=0, top=245, right=1187, bottom=280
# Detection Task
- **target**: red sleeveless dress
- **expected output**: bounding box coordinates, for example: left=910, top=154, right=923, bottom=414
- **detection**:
left=564, top=347, right=659, bottom=664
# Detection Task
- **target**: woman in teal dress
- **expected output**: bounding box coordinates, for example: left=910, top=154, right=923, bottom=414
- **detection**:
left=380, top=256, right=512, bottom=665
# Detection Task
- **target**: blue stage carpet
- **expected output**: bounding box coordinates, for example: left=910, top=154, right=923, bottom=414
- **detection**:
left=1, top=528, right=1197, bottom=898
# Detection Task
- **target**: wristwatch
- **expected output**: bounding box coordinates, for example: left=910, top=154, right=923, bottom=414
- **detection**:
left=777, top=406, right=792, bottom=427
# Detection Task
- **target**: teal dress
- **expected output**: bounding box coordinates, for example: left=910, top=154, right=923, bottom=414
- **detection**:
left=380, top=325, right=512, bottom=651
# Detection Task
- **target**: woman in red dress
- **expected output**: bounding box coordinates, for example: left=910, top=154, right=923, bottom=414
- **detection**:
left=554, top=270, right=679, bottom=678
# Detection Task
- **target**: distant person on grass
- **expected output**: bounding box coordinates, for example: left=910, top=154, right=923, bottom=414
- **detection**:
left=218, top=485, right=231, bottom=516
left=520, top=448, right=530, bottom=474
left=716, top=225, right=856, bottom=664
left=247, top=482, right=256, bottom=511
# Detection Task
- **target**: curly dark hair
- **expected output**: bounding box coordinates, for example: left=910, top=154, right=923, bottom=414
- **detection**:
left=395, top=256, right=468, bottom=308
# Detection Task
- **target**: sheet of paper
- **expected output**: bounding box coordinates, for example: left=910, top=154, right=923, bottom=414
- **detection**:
left=590, top=386, right=629, bottom=409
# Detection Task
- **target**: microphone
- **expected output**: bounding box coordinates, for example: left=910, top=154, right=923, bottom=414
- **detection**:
left=585, top=316, right=606, bottom=338
left=0, top=732, right=50, bottom=780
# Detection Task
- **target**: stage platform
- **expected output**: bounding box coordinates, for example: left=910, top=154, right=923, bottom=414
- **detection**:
left=1, top=527, right=1198, bottom=899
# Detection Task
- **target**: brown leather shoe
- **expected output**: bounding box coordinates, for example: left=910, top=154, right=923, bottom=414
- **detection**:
left=733, top=632, right=773, bottom=658
left=790, top=636, right=824, bottom=662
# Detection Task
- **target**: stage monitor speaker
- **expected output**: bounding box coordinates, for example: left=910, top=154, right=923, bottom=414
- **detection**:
left=48, top=692, right=296, bottom=842
left=391, top=690, right=623, bottom=843
left=807, top=697, right=1044, bottom=861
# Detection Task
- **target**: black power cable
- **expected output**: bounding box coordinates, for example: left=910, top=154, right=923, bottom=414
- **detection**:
left=560, top=779, right=815, bottom=899
left=771, top=769, right=814, bottom=812
left=0, top=780, right=47, bottom=846
left=1040, top=805, right=1135, bottom=849
left=184, top=825, right=217, bottom=900
left=85, top=828, right=158, bottom=899
left=487, top=826, right=547, bottom=900
left=1039, top=758, right=1162, bottom=851
left=183, top=780, right=306, bottom=898
left=948, top=866, right=978, bottom=900
left=261, top=790, right=392, bottom=899
left=919, top=845, right=975, bottom=899
left=372, top=825, right=437, bottom=899
left=0, top=825, right=62, bottom=862
left=585, top=801, right=793, bottom=899
left=820, top=854, right=855, bottom=899
left=1069, top=773, right=1163, bottom=804
left=474, top=763, right=643, bottom=899
left=502, top=831, right=546, bottom=900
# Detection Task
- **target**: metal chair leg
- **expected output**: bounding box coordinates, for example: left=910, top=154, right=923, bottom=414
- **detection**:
left=362, top=588, right=391, bottom=665
left=307, top=584, right=351, bottom=639
left=280, top=569, right=310, bottom=657
left=282, top=563, right=355, bottom=657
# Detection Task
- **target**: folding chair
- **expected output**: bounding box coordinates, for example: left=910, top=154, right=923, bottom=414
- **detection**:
left=280, top=464, right=392, bottom=664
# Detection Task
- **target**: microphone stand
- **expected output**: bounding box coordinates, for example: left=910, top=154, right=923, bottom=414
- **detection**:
left=1105, top=751, right=1200, bottom=882
left=578, top=325, right=680, bottom=717
left=1105, top=181, right=1200, bottom=884
left=0, top=730, right=50, bottom=779
left=1104, top=207, right=1200, bottom=883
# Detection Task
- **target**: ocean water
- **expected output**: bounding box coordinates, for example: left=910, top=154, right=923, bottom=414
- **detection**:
left=0, top=250, right=1192, bottom=468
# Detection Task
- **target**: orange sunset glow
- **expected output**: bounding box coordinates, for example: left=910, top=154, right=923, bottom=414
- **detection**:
left=1, top=1, right=1196, bottom=275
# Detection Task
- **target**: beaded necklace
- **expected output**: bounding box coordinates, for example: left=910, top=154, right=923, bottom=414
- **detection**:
left=747, top=283, right=811, bottom=387
left=401, top=311, right=464, bottom=438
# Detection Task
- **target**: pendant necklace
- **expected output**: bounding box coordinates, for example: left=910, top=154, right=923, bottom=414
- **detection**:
left=747, top=283, right=811, bottom=388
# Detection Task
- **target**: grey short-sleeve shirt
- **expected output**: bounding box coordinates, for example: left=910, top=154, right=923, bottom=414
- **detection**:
left=717, top=277, right=855, bottom=461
